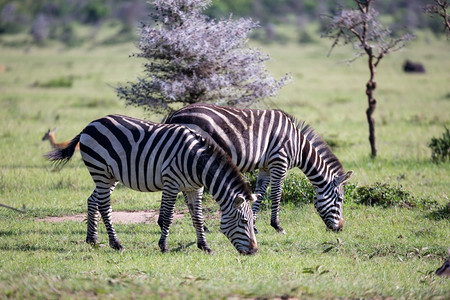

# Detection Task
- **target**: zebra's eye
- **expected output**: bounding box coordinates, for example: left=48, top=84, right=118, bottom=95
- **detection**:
left=242, top=218, right=248, bottom=224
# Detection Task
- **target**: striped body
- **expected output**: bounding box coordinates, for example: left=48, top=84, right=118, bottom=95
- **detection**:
left=46, top=114, right=257, bottom=254
left=166, top=104, right=352, bottom=232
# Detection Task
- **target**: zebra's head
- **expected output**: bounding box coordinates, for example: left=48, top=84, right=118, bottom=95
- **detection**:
left=313, top=171, right=353, bottom=231
left=220, top=194, right=258, bottom=255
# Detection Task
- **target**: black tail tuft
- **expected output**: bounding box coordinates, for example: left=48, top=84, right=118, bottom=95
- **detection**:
left=45, top=134, right=81, bottom=167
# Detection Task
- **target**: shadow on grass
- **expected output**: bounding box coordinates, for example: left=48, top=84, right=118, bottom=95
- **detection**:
left=0, top=243, right=73, bottom=253
left=426, top=202, right=450, bottom=220
left=171, top=241, right=196, bottom=252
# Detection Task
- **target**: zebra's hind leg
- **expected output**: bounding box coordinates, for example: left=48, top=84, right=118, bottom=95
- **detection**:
left=93, top=181, right=122, bottom=250
left=158, top=187, right=179, bottom=253
left=251, top=170, right=270, bottom=234
left=185, top=188, right=212, bottom=254
left=86, top=194, right=100, bottom=246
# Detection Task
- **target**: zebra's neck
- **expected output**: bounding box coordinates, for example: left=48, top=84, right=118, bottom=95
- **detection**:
left=193, top=140, right=251, bottom=210
left=295, top=131, right=335, bottom=189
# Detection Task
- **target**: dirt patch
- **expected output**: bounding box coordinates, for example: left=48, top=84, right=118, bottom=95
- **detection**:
left=39, top=210, right=186, bottom=224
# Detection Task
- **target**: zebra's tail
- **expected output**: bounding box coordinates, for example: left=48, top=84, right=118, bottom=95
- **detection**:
left=45, top=134, right=81, bottom=167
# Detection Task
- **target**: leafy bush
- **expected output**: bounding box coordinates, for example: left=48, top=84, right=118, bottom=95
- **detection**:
left=355, top=182, right=438, bottom=209
left=246, top=172, right=437, bottom=210
left=428, top=127, right=450, bottom=163
left=280, top=172, right=315, bottom=205
left=427, top=202, right=450, bottom=220
left=33, top=76, right=73, bottom=88
left=245, top=171, right=356, bottom=206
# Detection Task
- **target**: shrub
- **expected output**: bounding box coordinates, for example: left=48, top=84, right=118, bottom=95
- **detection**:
left=429, top=127, right=450, bottom=163
left=33, top=76, right=73, bottom=88
left=246, top=172, right=438, bottom=210
left=280, top=172, right=315, bottom=205
left=117, top=0, right=288, bottom=114
left=355, top=182, right=438, bottom=209
left=244, top=171, right=356, bottom=206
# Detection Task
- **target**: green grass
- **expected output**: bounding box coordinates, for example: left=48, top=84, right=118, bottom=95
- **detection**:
left=0, top=25, right=449, bottom=299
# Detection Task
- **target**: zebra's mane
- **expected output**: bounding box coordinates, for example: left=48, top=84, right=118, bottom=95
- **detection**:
left=189, top=129, right=253, bottom=198
left=281, top=111, right=345, bottom=176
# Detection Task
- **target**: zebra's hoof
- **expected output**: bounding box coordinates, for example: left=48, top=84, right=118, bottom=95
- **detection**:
left=86, top=237, right=99, bottom=247
left=159, top=240, right=168, bottom=253
left=271, top=222, right=286, bottom=234
left=198, top=244, right=213, bottom=254
left=110, top=239, right=123, bottom=251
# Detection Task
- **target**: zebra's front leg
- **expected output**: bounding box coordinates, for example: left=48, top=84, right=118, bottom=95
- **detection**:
left=269, top=170, right=287, bottom=234
left=158, top=188, right=178, bottom=253
left=251, top=170, right=270, bottom=234
left=183, top=191, right=210, bottom=234
left=184, top=188, right=212, bottom=254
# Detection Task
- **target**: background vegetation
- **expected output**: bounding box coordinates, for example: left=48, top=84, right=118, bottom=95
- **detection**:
left=0, top=1, right=449, bottom=299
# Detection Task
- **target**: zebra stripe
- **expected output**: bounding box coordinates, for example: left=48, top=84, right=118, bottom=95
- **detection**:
left=46, top=114, right=257, bottom=254
left=166, top=104, right=353, bottom=233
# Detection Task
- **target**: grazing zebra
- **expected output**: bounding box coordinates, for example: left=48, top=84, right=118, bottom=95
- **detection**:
left=46, top=114, right=257, bottom=255
left=165, top=104, right=353, bottom=233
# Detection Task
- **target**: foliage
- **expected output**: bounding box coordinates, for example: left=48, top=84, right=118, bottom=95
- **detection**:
left=280, top=172, right=315, bottom=205
left=116, top=0, right=289, bottom=114
left=32, top=76, right=73, bottom=88
left=322, top=1, right=414, bottom=61
left=355, top=182, right=439, bottom=209
left=247, top=172, right=439, bottom=210
left=425, top=0, right=450, bottom=36
left=429, top=127, right=450, bottom=163
left=245, top=171, right=356, bottom=206
left=82, top=1, right=110, bottom=24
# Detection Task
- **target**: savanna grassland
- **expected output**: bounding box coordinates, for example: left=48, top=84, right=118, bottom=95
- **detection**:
left=0, top=23, right=449, bottom=299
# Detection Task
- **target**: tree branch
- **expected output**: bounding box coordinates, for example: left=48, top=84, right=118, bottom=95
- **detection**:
left=0, top=203, right=27, bottom=213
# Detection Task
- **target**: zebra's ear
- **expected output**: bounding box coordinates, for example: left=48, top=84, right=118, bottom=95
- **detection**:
left=335, top=171, right=353, bottom=186
left=250, top=194, right=259, bottom=202
left=234, top=194, right=246, bottom=208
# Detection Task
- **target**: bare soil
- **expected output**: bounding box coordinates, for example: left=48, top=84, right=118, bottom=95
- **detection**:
left=39, top=210, right=186, bottom=224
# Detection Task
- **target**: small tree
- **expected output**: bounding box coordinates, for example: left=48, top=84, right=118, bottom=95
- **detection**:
left=117, top=0, right=288, bottom=114
left=425, top=0, right=450, bottom=36
left=323, top=0, right=413, bottom=157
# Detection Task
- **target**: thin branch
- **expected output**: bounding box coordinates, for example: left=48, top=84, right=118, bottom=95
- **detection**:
left=0, top=203, right=27, bottom=213
left=425, top=0, right=450, bottom=35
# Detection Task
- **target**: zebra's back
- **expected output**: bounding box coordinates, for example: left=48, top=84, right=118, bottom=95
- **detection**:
left=80, top=114, right=200, bottom=192
left=166, top=104, right=299, bottom=172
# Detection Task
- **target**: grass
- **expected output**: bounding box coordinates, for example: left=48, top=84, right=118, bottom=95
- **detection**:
left=0, top=23, right=449, bottom=299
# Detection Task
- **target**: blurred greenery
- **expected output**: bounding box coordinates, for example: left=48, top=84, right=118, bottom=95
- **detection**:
left=0, top=0, right=448, bottom=45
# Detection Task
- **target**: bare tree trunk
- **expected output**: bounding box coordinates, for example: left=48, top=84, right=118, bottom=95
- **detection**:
left=366, top=54, right=377, bottom=157
left=366, top=81, right=377, bottom=157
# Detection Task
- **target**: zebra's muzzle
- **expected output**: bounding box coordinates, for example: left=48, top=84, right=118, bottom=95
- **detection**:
left=238, top=241, right=258, bottom=255
left=327, top=218, right=344, bottom=232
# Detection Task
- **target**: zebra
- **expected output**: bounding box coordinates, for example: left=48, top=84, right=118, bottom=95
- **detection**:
left=46, top=114, right=257, bottom=255
left=165, top=103, right=353, bottom=234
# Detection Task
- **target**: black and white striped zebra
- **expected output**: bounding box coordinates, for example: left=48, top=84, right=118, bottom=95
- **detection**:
left=46, top=114, right=257, bottom=254
left=165, top=104, right=353, bottom=233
